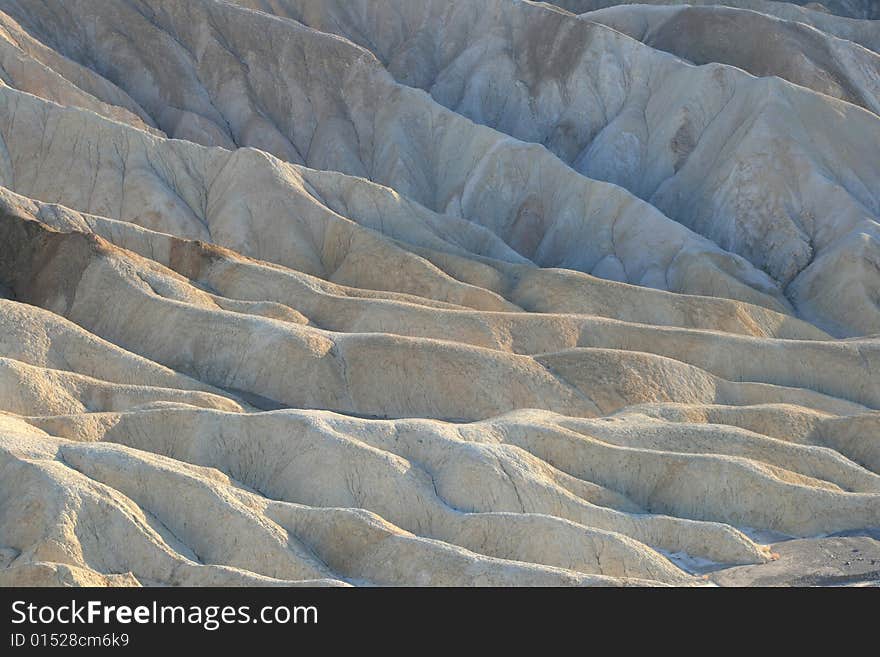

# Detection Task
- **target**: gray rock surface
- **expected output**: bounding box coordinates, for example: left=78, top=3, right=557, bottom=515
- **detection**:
left=710, top=533, right=880, bottom=586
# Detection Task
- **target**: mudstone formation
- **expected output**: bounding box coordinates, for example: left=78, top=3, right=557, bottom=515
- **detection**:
left=0, top=0, right=879, bottom=586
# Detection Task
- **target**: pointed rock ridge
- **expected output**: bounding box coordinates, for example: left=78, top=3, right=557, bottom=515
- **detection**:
left=0, top=0, right=799, bottom=315
left=210, top=0, right=880, bottom=335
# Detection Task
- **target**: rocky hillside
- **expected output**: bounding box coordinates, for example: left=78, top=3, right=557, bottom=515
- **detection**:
left=0, top=0, right=878, bottom=586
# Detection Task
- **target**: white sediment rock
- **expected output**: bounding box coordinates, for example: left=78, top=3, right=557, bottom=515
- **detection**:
left=0, top=0, right=877, bottom=587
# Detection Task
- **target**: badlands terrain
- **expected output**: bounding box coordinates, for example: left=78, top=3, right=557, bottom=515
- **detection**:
left=0, top=0, right=879, bottom=587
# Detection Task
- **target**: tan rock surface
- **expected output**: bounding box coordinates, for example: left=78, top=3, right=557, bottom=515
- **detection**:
left=0, top=0, right=877, bottom=587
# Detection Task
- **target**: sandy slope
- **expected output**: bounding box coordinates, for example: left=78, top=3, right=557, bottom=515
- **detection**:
left=0, top=0, right=878, bottom=586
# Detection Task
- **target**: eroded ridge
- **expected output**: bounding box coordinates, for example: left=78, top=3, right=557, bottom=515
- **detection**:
left=0, top=0, right=878, bottom=587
